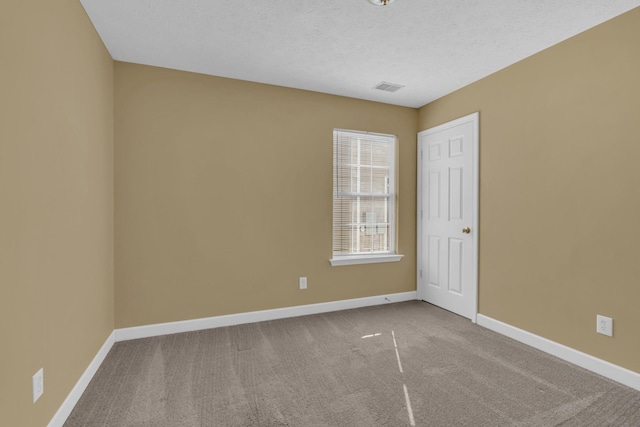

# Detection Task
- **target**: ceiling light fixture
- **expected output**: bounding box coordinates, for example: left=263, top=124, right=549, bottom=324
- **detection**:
left=368, top=0, right=395, bottom=5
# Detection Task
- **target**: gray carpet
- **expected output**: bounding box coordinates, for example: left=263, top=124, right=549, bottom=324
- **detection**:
left=65, top=301, right=640, bottom=426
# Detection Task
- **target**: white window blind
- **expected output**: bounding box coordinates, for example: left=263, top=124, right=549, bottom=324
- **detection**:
left=332, top=129, right=396, bottom=259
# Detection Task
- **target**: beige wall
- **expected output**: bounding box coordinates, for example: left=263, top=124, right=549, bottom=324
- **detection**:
left=0, top=1, right=114, bottom=426
left=114, top=63, right=417, bottom=328
left=419, top=8, right=640, bottom=373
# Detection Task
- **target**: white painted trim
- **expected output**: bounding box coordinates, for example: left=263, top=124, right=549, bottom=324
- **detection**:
left=477, top=314, right=640, bottom=392
left=329, top=254, right=404, bottom=266
left=48, top=331, right=116, bottom=427
left=416, top=138, right=424, bottom=301
left=470, top=113, right=479, bottom=324
left=416, top=112, right=479, bottom=322
left=332, top=129, right=398, bottom=258
left=115, top=291, right=417, bottom=341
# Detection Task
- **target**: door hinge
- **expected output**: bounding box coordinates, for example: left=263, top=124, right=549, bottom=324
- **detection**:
left=420, top=270, right=422, bottom=278
left=420, top=150, right=423, bottom=160
left=420, top=210, right=423, bottom=219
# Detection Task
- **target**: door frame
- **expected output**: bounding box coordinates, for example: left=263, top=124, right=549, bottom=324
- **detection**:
left=417, top=112, right=479, bottom=323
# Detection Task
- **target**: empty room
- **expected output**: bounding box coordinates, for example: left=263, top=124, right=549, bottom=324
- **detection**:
left=2, top=0, right=640, bottom=426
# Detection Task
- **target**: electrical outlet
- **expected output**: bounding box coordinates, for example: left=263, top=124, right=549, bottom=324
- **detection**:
left=596, top=315, right=613, bottom=337
left=299, top=277, right=307, bottom=290
left=32, top=368, right=44, bottom=403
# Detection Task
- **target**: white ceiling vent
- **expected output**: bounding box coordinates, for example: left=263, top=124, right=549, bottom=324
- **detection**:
left=373, top=82, right=405, bottom=93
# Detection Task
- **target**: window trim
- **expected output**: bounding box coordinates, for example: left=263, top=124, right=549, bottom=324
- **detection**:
left=330, top=129, right=403, bottom=266
left=329, top=254, right=404, bottom=267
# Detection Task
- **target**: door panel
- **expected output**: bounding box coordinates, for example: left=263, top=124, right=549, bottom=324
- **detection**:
left=428, top=171, right=440, bottom=219
left=428, top=235, right=441, bottom=288
left=449, top=167, right=463, bottom=220
left=448, top=237, right=463, bottom=294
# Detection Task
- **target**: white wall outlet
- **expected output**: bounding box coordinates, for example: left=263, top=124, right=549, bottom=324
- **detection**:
left=299, top=277, right=307, bottom=290
left=596, top=315, right=613, bottom=337
left=32, top=368, right=44, bottom=403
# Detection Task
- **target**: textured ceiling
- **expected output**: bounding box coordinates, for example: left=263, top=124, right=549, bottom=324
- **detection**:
left=80, top=0, right=640, bottom=108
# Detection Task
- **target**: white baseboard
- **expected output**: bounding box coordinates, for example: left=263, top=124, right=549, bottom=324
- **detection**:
left=477, top=314, right=640, bottom=392
left=48, top=331, right=115, bottom=427
left=115, top=291, right=417, bottom=342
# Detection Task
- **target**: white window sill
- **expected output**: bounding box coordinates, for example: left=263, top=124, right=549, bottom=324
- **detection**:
left=329, top=254, right=404, bottom=267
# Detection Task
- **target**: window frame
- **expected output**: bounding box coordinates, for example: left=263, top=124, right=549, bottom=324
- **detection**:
left=329, top=129, right=403, bottom=267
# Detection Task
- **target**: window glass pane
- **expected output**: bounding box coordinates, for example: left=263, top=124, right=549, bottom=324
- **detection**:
left=372, top=141, right=388, bottom=167
left=359, top=166, right=372, bottom=193
left=359, top=140, right=372, bottom=166
left=372, top=168, right=388, bottom=194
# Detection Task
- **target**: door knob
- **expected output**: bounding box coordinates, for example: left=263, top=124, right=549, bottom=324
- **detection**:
left=462, top=227, right=471, bottom=234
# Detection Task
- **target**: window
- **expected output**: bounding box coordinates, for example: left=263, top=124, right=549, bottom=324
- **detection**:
left=330, top=129, right=403, bottom=266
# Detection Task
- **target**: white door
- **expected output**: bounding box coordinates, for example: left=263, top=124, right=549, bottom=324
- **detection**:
left=417, top=113, right=478, bottom=321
